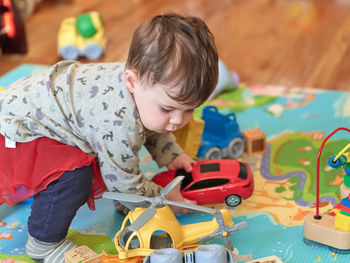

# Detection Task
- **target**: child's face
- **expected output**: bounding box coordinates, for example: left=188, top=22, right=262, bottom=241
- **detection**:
left=124, top=70, right=195, bottom=133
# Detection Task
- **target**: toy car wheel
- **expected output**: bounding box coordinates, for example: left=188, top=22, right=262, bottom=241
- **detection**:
left=227, top=137, right=244, bottom=159
left=59, top=45, right=79, bottom=60
left=225, top=194, right=241, bottom=207
left=83, top=43, right=104, bottom=60
left=204, top=146, right=222, bottom=160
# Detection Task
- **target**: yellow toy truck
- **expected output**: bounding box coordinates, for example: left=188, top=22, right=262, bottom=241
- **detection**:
left=58, top=11, right=106, bottom=60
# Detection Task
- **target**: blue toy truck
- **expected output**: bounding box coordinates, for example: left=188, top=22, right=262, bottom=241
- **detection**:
left=197, top=106, right=244, bottom=160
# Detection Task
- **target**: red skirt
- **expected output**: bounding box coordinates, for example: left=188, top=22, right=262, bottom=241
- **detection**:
left=0, top=135, right=106, bottom=210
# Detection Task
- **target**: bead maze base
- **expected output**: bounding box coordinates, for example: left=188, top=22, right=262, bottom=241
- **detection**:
left=304, top=213, right=350, bottom=250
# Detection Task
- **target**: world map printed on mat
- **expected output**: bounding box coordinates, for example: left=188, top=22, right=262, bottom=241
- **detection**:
left=1, top=64, right=350, bottom=263
left=196, top=84, right=350, bottom=228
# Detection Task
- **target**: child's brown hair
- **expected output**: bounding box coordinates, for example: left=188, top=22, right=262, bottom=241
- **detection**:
left=126, top=13, right=218, bottom=106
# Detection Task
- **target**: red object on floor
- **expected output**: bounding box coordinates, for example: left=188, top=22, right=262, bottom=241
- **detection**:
left=0, top=0, right=27, bottom=54
left=0, top=135, right=106, bottom=210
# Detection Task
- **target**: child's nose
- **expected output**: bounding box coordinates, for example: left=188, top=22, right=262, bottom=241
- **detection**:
left=170, top=112, right=183, bottom=125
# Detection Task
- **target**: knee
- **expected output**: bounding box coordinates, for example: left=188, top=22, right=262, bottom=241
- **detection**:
left=59, top=164, right=93, bottom=205
left=28, top=165, right=93, bottom=243
left=73, top=165, right=93, bottom=202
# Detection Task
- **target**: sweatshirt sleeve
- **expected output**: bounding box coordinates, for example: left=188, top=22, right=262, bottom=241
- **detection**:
left=91, top=122, right=163, bottom=197
left=144, top=131, right=184, bottom=168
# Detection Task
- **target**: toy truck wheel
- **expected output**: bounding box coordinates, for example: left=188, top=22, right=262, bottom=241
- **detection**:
left=147, top=248, right=182, bottom=263
left=227, top=137, right=244, bottom=159
left=225, top=194, right=241, bottom=207
left=195, top=244, right=228, bottom=263
left=204, top=146, right=222, bottom=160
left=83, top=43, right=104, bottom=60
left=59, top=45, right=79, bottom=60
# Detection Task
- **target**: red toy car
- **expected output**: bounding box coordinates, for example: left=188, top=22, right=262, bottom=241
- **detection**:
left=152, top=159, right=254, bottom=207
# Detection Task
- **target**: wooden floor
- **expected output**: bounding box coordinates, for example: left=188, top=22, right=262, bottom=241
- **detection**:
left=1, top=0, right=350, bottom=91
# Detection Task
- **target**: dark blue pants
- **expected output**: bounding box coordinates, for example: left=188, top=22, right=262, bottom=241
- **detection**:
left=27, top=165, right=93, bottom=243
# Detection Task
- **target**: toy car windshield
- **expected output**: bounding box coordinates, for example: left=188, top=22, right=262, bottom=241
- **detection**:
left=238, top=162, right=248, bottom=180
left=175, top=169, right=193, bottom=190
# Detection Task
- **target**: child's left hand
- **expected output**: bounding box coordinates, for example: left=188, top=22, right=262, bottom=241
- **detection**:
left=166, top=152, right=194, bottom=172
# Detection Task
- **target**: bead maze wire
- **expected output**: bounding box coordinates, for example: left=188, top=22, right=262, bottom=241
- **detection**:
left=315, top=127, right=350, bottom=218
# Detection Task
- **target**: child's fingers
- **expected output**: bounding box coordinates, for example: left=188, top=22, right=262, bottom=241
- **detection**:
left=184, top=197, right=197, bottom=205
left=179, top=198, right=197, bottom=214
left=184, top=161, right=193, bottom=172
left=166, top=164, right=174, bottom=171
left=169, top=198, right=196, bottom=215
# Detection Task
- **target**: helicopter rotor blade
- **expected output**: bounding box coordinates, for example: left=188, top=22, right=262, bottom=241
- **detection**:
left=102, top=191, right=152, bottom=204
left=222, top=236, right=233, bottom=251
left=200, top=213, right=248, bottom=251
left=229, top=221, right=248, bottom=231
left=200, top=229, right=233, bottom=251
left=199, top=235, right=214, bottom=243
left=128, top=207, right=157, bottom=232
left=160, top=176, right=185, bottom=197
left=164, top=200, right=217, bottom=214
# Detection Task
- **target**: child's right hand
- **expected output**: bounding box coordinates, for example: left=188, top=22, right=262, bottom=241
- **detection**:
left=166, top=183, right=197, bottom=215
left=170, top=197, right=198, bottom=215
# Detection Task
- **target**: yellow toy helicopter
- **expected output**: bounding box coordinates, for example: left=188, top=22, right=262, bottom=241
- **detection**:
left=102, top=176, right=249, bottom=260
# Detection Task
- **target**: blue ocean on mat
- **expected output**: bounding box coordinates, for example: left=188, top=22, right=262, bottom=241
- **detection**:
left=0, top=64, right=48, bottom=87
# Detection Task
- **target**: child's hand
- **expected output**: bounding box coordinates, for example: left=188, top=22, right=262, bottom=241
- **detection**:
left=166, top=153, right=194, bottom=173
left=166, top=183, right=197, bottom=215
left=166, top=153, right=196, bottom=214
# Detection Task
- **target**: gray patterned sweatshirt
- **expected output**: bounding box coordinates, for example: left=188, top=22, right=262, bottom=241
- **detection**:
left=0, top=61, right=183, bottom=197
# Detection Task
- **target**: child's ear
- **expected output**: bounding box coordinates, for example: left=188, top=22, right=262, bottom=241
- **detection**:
left=123, top=69, right=139, bottom=93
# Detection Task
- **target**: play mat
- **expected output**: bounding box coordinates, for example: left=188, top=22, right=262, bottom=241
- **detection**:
left=1, top=64, right=350, bottom=263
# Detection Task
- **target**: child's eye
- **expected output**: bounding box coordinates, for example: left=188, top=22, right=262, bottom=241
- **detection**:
left=160, top=106, right=172, bottom=113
